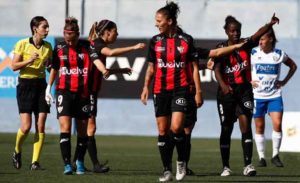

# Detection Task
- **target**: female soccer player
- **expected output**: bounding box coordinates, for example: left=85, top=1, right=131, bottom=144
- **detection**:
left=71, top=19, right=145, bottom=173
left=251, top=28, right=297, bottom=167
left=46, top=17, right=92, bottom=175
left=213, top=14, right=279, bottom=177
left=11, top=16, right=52, bottom=170
left=141, top=2, right=202, bottom=181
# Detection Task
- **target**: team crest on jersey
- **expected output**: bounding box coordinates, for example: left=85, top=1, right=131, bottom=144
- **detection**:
left=57, top=106, right=63, bottom=113
left=177, top=46, right=184, bottom=53
left=78, top=53, right=85, bottom=60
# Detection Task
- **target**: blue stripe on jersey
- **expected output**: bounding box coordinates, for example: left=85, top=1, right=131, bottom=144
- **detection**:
left=255, top=63, right=279, bottom=74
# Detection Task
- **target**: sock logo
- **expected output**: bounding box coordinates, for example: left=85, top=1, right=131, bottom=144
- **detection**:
left=60, top=138, right=69, bottom=143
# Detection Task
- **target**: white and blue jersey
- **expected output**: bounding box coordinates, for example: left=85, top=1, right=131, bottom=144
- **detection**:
left=251, top=47, right=288, bottom=99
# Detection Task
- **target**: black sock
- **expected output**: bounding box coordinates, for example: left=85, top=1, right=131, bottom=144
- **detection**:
left=220, top=124, right=233, bottom=168
left=242, top=132, right=253, bottom=166
left=158, top=135, right=171, bottom=171
left=185, top=134, right=191, bottom=166
left=60, top=133, right=71, bottom=165
left=171, top=131, right=186, bottom=162
left=73, top=137, right=80, bottom=163
left=76, top=137, right=87, bottom=162
left=87, top=136, right=99, bottom=165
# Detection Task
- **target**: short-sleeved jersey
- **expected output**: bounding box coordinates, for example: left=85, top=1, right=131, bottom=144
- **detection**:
left=147, top=32, right=198, bottom=94
left=52, top=40, right=91, bottom=97
left=89, top=38, right=107, bottom=94
left=251, top=47, right=288, bottom=99
left=214, top=38, right=256, bottom=85
left=13, top=37, right=52, bottom=79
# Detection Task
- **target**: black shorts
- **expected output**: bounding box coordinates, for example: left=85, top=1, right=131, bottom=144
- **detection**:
left=56, top=90, right=90, bottom=120
left=90, top=93, right=98, bottom=117
left=184, top=93, right=197, bottom=128
left=153, top=88, right=188, bottom=117
left=217, top=83, right=253, bottom=126
left=16, top=78, right=50, bottom=114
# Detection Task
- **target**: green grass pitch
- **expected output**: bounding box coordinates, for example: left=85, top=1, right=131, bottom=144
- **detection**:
left=0, top=133, right=299, bottom=183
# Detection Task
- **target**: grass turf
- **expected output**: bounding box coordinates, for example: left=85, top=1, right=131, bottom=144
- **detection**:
left=0, top=133, right=299, bottom=183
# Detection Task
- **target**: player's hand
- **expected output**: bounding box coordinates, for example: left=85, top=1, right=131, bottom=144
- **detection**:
left=270, top=13, right=279, bottom=25
left=275, top=80, right=285, bottom=89
left=103, top=69, right=111, bottom=79
left=207, top=58, right=214, bottom=70
left=45, top=85, right=54, bottom=106
left=251, top=80, right=259, bottom=88
left=28, top=52, right=39, bottom=65
left=141, top=87, right=149, bottom=105
left=195, top=92, right=203, bottom=108
left=120, top=68, right=132, bottom=75
left=221, top=84, right=233, bottom=95
left=133, top=43, right=146, bottom=50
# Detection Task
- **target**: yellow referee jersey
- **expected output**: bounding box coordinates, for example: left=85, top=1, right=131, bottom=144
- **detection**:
left=13, top=37, right=52, bottom=79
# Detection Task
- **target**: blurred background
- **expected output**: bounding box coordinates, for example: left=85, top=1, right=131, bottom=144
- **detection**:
left=0, top=0, right=299, bottom=144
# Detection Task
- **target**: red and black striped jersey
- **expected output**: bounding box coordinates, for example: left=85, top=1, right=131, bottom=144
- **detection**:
left=214, top=38, right=257, bottom=85
left=89, top=38, right=107, bottom=94
left=147, top=32, right=198, bottom=94
left=52, top=40, right=91, bottom=97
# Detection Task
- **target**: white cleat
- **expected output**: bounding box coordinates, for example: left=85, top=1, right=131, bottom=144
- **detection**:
left=175, top=161, right=186, bottom=181
left=243, top=164, right=256, bottom=176
left=220, top=166, right=232, bottom=176
left=159, top=170, right=173, bottom=182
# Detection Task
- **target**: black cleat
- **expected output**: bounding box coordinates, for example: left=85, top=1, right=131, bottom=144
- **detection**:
left=12, top=152, right=22, bottom=169
left=30, top=161, right=45, bottom=170
left=271, top=155, right=284, bottom=167
left=93, top=163, right=110, bottom=173
left=186, top=168, right=195, bottom=176
left=257, top=158, right=267, bottom=167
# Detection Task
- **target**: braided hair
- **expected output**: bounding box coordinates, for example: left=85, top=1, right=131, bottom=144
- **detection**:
left=223, top=15, right=241, bottom=31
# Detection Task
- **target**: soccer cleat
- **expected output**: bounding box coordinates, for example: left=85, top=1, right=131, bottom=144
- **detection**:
left=243, top=164, right=256, bottom=176
left=257, top=158, right=267, bottom=167
left=76, top=160, right=85, bottom=175
left=12, top=152, right=22, bottom=169
left=220, top=166, right=232, bottom=176
left=186, top=167, right=195, bottom=176
left=64, top=164, right=73, bottom=175
left=93, top=163, right=110, bottom=173
left=30, top=161, right=45, bottom=170
left=72, top=161, right=91, bottom=172
left=271, top=155, right=284, bottom=167
left=159, top=170, right=173, bottom=182
left=175, top=161, right=186, bottom=181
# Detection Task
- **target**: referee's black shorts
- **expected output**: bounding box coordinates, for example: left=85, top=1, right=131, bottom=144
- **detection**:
left=16, top=78, right=50, bottom=114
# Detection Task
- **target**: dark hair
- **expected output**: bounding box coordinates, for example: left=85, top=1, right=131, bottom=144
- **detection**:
left=88, top=19, right=117, bottom=41
left=64, top=17, right=79, bottom=32
left=30, top=16, right=47, bottom=35
left=223, top=15, right=242, bottom=31
left=157, top=1, right=180, bottom=27
left=264, top=27, right=277, bottom=48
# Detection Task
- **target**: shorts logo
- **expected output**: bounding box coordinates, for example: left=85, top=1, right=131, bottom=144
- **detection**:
left=57, top=106, right=63, bottom=113
left=82, top=105, right=89, bottom=113
left=175, top=98, right=186, bottom=106
left=244, top=101, right=253, bottom=109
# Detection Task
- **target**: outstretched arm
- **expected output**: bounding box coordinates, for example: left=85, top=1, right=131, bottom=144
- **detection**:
left=250, top=13, right=279, bottom=42
left=208, top=41, right=246, bottom=58
left=101, top=43, right=146, bottom=56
